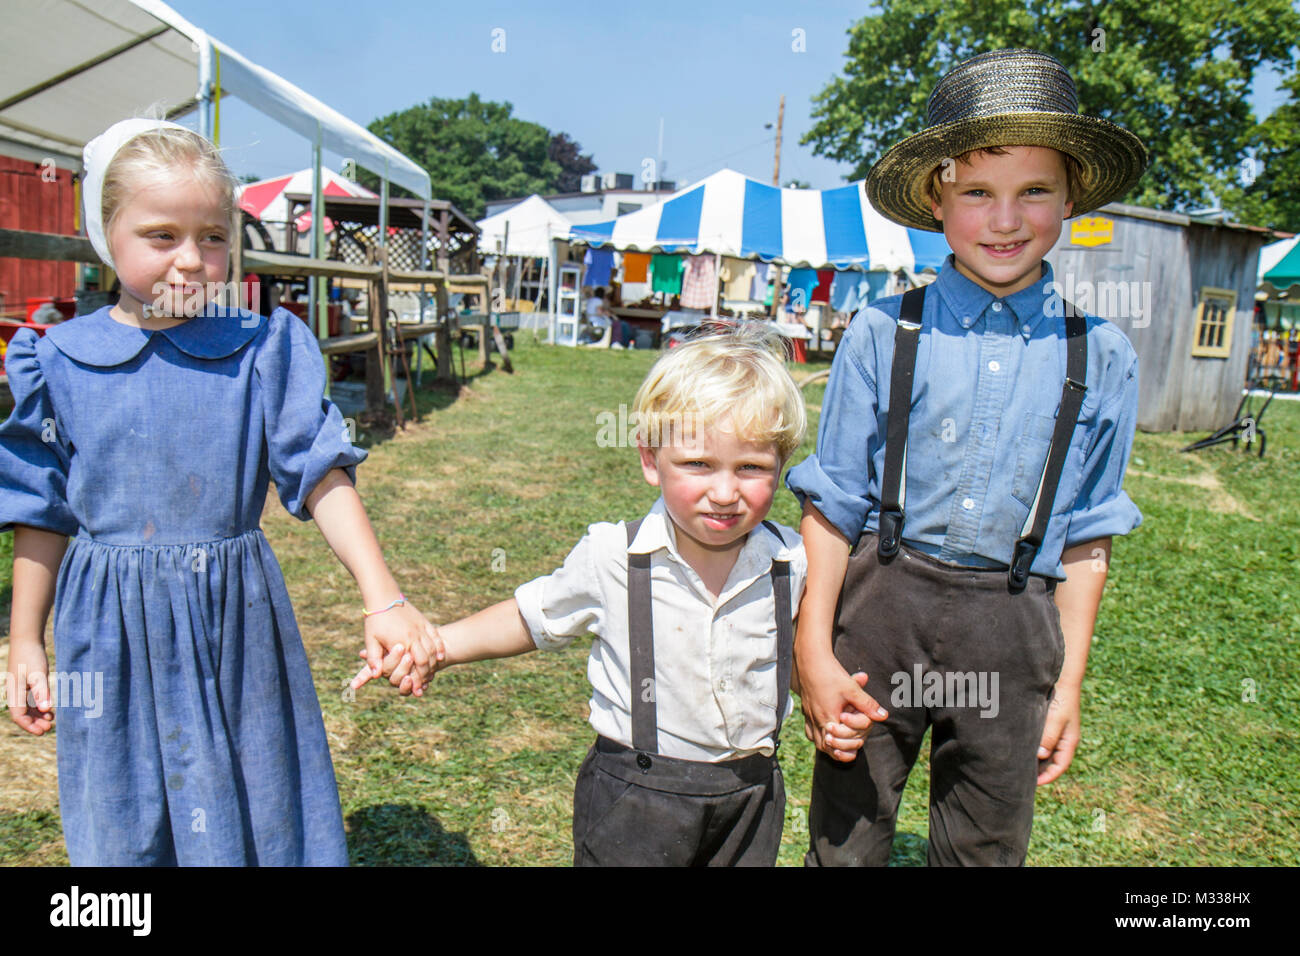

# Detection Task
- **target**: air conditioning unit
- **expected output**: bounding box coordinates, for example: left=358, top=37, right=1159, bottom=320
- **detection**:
left=580, top=174, right=599, bottom=193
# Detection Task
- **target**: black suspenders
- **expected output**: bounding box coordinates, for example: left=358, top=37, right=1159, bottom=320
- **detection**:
left=876, top=286, right=1089, bottom=592
left=624, top=518, right=794, bottom=756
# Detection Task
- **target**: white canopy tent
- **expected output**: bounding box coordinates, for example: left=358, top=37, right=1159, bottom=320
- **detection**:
left=1, top=0, right=432, bottom=334
left=476, top=194, right=571, bottom=313
left=477, top=195, right=570, bottom=259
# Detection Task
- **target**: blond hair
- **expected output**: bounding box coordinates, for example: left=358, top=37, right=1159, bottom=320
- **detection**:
left=632, top=322, right=806, bottom=462
left=101, top=126, right=240, bottom=243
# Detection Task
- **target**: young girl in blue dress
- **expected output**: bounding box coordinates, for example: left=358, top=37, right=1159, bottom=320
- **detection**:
left=1, top=118, right=440, bottom=865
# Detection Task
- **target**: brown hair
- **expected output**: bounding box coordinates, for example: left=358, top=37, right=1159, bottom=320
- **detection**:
left=101, top=127, right=240, bottom=244
left=926, top=145, right=1082, bottom=207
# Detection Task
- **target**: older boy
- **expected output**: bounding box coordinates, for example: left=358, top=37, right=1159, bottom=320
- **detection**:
left=788, top=49, right=1148, bottom=866
left=358, top=326, right=866, bottom=865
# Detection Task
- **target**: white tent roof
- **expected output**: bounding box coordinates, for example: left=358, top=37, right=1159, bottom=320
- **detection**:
left=476, top=195, right=571, bottom=258
left=0, top=0, right=430, bottom=198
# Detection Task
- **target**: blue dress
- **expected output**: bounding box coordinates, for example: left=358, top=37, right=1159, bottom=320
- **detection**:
left=0, top=305, right=366, bottom=865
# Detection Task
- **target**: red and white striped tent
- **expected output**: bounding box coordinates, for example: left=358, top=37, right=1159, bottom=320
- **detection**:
left=238, top=167, right=376, bottom=237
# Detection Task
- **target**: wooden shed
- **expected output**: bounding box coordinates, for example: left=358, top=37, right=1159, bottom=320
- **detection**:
left=1047, top=203, right=1278, bottom=433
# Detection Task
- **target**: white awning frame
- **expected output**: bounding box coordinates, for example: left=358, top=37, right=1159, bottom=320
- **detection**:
left=0, top=0, right=431, bottom=199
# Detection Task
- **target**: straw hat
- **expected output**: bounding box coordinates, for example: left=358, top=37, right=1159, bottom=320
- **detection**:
left=865, top=49, right=1148, bottom=232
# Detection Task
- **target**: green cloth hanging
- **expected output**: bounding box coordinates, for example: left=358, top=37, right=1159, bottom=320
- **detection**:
left=651, top=254, right=685, bottom=295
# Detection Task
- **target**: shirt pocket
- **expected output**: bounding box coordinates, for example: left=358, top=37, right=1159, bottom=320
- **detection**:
left=1011, top=412, right=1057, bottom=510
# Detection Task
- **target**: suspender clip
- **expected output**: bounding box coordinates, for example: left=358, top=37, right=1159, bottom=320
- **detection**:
left=1008, top=539, right=1037, bottom=591
left=1065, top=377, right=1088, bottom=394
left=878, top=509, right=904, bottom=559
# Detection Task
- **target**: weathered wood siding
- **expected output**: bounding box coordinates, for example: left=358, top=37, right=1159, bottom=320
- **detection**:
left=1048, top=207, right=1267, bottom=432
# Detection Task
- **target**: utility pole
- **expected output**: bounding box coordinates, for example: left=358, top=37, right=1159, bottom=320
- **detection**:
left=772, top=94, right=784, bottom=186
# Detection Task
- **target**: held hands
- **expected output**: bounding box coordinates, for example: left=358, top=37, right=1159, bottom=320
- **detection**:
left=795, top=650, right=889, bottom=762
left=350, top=598, right=445, bottom=697
left=6, top=641, right=54, bottom=735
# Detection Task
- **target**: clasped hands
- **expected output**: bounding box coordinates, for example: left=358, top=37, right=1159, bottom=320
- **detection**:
left=350, top=599, right=445, bottom=696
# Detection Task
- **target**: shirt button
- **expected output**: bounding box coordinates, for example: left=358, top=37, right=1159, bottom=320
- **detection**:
left=991, top=302, right=1003, bottom=312
left=718, top=678, right=732, bottom=692
left=988, top=360, right=1000, bottom=372
left=962, top=497, right=975, bottom=510
left=1022, top=324, right=1031, bottom=335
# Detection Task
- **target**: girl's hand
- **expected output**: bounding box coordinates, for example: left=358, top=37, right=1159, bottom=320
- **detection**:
left=6, top=640, right=54, bottom=735
left=351, top=600, right=443, bottom=692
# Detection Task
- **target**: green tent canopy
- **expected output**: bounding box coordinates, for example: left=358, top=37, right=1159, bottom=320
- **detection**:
left=1263, top=239, right=1300, bottom=287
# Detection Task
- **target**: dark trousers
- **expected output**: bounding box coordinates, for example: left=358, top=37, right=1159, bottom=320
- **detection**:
left=807, top=534, right=1065, bottom=867
left=573, top=736, right=785, bottom=866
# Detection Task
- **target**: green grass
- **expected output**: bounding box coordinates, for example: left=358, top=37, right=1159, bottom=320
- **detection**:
left=1, top=336, right=1296, bottom=865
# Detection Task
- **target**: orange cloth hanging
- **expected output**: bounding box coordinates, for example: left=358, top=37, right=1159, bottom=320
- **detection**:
left=623, top=252, right=651, bottom=283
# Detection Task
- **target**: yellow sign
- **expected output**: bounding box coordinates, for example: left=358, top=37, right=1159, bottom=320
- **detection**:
left=1071, top=216, right=1114, bottom=247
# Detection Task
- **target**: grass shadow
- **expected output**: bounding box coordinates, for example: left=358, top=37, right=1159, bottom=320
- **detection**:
left=346, top=803, right=482, bottom=866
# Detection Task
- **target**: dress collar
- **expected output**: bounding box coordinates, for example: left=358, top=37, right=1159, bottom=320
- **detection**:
left=931, top=254, right=1057, bottom=340
left=45, top=305, right=266, bottom=367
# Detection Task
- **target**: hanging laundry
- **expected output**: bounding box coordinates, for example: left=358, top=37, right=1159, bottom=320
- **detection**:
left=830, top=270, right=874, bottom=314
left=785, top=268, right=819, bottom=312
left=680, top=254, right=719, bottom=309
left=651, top=254, right=685, bottom=295
left=719, top=257, right=757, bottom=301
left=583, top=246, right=615, bottom=288
left=623, top=251, right=651, bottom=283
left=752, top=262, right=772, bottom=302
left=812, top=269, right=834, bottom=304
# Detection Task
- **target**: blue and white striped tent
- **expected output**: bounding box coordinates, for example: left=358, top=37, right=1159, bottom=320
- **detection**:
left=567, top=168, right=950, bottom=272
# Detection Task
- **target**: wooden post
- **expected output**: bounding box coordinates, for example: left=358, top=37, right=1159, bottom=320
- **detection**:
left=230, top=213, right=244, bottom=311
left=435, top=224, right=454, bottom=383
left=365, top=247, right=387, bottom=414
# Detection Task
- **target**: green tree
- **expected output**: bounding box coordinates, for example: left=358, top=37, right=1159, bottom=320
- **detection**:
left=366, top=93, right=567, bottom=220
left=548, top=132, right=597, bottom=194
left=804, top=0, right=1299, bottom=219
left=1218, top=67, right=1300, bottom=232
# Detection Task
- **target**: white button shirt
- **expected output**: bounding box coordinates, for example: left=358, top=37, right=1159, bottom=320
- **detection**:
left=514, top=497, right=806, bottom=762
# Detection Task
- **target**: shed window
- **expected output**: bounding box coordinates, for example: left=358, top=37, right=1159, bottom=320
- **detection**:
left=1191, top=287, right=1236, bottom=358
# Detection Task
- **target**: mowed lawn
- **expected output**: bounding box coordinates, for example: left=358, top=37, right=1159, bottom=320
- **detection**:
left=1, top=333, right=1297, bottom=865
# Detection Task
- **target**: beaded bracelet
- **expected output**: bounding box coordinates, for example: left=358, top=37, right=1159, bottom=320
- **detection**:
left=363, top=593, right=406, bottom=617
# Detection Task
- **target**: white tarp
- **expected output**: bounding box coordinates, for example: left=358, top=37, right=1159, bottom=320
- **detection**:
left=0, top=0, right=430, bottom=198
left=477, top=195, right=571, bottom=259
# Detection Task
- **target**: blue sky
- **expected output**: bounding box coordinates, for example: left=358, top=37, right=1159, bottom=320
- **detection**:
left=166, top=0, right=1290, bottom=198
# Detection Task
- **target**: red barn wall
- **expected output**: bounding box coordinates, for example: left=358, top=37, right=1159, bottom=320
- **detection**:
left=0, top=156, right=78, bottom=319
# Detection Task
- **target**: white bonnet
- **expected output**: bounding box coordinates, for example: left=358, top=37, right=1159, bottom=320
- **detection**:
left=82, top=118, right=189, bottom=269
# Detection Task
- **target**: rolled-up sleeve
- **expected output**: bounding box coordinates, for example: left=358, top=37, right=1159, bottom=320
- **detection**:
left=514, top=528, right=606, bottom=651
left=256, top=308, right=368, bottom=520
left=784, top=320, right=880, bottom=544
left=0, top=330, right=78, bottom=536
left=1065, top=354, right=1143, bottom=546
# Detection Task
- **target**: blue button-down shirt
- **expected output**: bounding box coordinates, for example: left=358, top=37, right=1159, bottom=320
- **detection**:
left=785, top=255, right=1142, bottom=580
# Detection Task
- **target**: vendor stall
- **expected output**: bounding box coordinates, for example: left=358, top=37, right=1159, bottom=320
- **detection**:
left=550, top=168, right=951, bottom=351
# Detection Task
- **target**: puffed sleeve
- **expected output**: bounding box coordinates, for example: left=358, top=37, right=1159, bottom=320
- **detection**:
left=0, top=330, right=78, bottom=536
left=514, top=526, right=607, bottom=651
left=255, top=308, right=368, bottom=520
